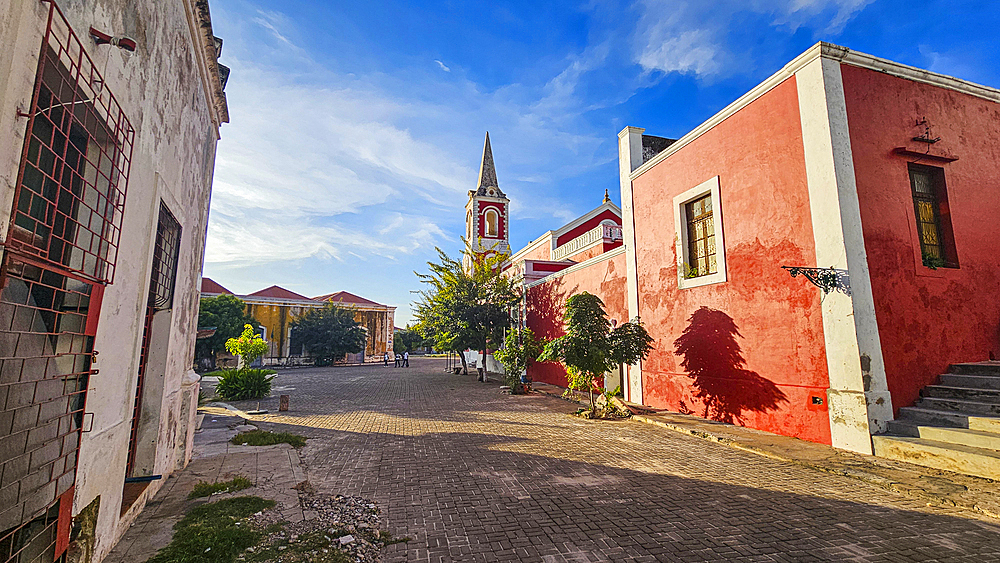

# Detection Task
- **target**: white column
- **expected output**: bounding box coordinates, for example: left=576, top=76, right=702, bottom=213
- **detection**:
left=795, top=57, right=893, bottom=454
left=618, top=126, right=645, bottom=404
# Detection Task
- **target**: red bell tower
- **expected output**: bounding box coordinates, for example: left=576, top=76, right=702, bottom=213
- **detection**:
left=465, top=132, right=510, bottom=266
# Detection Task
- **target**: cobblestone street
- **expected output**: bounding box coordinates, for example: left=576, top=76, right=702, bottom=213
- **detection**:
left=229, top=358, right=1000, bottom=562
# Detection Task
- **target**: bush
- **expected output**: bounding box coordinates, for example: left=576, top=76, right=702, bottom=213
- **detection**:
left=215, top=368, right=275, bottom=401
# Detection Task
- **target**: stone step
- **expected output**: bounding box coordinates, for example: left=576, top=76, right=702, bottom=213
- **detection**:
left=896, top=406, right=971, bottom=428
left=873, top=435, right=1000, bottom=480
left=921, top=385, right=1000, bottom=403
left=885, top=419, right=921, bottom=437
left=969, top=416, right=1000, bottom=434
left=917, top=426, right=1000, bottom=450
left=916, top=397, right=1000, bottom=417
left=939, top=373, right=1000, bottom=390
left=949, top=362, right=1000, bottom=376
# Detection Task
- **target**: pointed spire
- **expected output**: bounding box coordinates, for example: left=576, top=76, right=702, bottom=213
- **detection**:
left=475, top=132, right=504, bottom=197
left=603, top=189, right=611, bottom=204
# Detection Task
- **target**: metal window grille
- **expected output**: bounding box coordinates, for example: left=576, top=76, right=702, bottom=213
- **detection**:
left=685, top=195, right=717, bottom=277
left=0, top=257, right=96, bottom=563
left=147, top=205, right=181, bottom=311
left=125, top=204, right=181, bottom=477
left=9, top=0, right=135, bottom=286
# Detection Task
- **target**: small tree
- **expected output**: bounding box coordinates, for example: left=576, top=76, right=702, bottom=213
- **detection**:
left=493, top=326, right=544, bottom=393
left=196, top=295, right=258, bottom=369
left=225, top=324, right=269, bottom=368
left=291, top=303, right=367, bottom=365
left=395, top=327, right=431, bottom=354
left=540, top=292, right=653, bottom=415
left=414, top=246, right=519, bottom=380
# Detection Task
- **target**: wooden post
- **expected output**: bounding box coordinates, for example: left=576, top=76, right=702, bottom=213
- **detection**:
left=279, top=395, right=289, bottom=412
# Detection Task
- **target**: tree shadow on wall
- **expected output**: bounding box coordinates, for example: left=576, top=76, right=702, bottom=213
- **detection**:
left=673, top=307, right=788, bottom=425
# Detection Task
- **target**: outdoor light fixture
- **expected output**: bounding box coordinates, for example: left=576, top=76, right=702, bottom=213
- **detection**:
left=89, top=26, right=137, bottom=52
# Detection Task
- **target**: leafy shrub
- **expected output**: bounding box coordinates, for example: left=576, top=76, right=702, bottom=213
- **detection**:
left=215, top=368, right=275, bottom=400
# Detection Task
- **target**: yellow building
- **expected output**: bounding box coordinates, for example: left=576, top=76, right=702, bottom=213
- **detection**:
left=201, top=279, right=395, bottom=365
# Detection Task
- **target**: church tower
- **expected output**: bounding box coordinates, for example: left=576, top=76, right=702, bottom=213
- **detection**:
left=465, top=132, right=510, bottom=265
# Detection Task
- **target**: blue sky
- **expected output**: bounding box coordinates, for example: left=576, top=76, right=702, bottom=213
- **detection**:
left=202, top=0, right=999, bottom=325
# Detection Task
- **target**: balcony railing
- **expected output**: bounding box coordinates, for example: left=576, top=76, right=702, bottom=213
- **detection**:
left=552, top=224, right=623, bottom=261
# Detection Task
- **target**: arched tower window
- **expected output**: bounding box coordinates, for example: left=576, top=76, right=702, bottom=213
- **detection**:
left=485, top=209, right=499, bottom=237
left=466, top=211, right=472, bottom=239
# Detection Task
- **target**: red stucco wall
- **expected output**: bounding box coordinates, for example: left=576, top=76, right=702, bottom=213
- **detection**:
left=841, top=64, right=1000, bottom=414
left=526, top=252, right=628, bottom=388
left=629, top=77, right=832, bottom=444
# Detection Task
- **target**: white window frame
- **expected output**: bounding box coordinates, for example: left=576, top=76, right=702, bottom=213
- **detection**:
left=674, top=176, right=727, bottom=289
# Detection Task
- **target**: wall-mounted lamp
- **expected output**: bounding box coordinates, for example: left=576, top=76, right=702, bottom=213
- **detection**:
left=89, top=27, right=137, bottom=52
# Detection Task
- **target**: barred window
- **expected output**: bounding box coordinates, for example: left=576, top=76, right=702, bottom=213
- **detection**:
left=10, top=10, right=134, bottom=285
left=909, top=164, right=958, bottom=269
left=148, top=204, right=182, bottom=310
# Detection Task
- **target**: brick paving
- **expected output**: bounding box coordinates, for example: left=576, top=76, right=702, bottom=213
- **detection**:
left=225, top=357, right=1000, bottom=562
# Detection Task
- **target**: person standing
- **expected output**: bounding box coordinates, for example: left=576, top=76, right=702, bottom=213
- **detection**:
left=394, top=353, right=401, bottom=368
left=403, top=351, right=409, bottom=367
left=383, top=351, right=389, bottom=367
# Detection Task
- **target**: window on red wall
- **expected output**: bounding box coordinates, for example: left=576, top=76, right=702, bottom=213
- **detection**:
left=908, top=164, right=958, bottom=269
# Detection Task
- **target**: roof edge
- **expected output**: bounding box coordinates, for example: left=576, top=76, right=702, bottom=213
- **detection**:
left=631, top=41, right=1000, bottom=180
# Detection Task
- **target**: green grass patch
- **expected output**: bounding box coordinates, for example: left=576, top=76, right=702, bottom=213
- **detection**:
left=144, top=496, right=275, bottom=563
left=188, top=476, right=253, bottom=499
left=243, top=530, right=351, bottom=563
left=231, top=430, right=306, bottom=448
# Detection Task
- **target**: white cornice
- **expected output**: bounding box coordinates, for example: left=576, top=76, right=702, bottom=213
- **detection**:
left=182, top=0, right=229, bottom=132
left=525, top=246, right=626, bottom=289
left=508, top=230, right=555, bottom=263
left=631, top=41, right=1000, bottom=181
left=553, top=201, right=622, bottom=240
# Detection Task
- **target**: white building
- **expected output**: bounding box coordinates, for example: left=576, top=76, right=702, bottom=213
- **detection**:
left=0, top=0, right=227, bottom=561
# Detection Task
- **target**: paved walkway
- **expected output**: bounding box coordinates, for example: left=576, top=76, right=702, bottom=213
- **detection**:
left=104, top=415, right=306, bottom=563
left=216, top=357, right=1000, bottom=562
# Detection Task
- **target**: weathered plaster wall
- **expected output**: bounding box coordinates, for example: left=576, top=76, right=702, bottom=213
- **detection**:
left=841, top=64, right=1000, bottom=413
left=526, top=251, right=628, bottom=387
left=629, top=78, right=833, bottom=444
left=0, top=0, right=220, bottom=560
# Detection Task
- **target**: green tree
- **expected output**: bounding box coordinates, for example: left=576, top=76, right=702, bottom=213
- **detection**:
left=414, top=247, right=520, bottom=380
left=493, top=326, right=544, bottom=393
left=394, top=327, right=431, bottom=354
left=291, top=303, right=368, bottom=365
left=196, top=294, right=258, bottom=370
left=225, top=324, right=269, bottom=367
left=540, top=292, right=653, bottom=414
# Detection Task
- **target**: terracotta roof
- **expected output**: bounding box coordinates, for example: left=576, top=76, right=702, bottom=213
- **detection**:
left=247, top=285, right=314, bottom=301
left=313, top=291, right=385, bottom=307
left=201, top=277, right=232, bottom=294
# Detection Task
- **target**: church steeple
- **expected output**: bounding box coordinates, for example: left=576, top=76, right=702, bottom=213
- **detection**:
left=475, top=132, right=504, bottom=197
left=465, top=132, right=510, bottom=267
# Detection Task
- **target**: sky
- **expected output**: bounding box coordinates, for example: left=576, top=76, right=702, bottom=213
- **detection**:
left=202, top=0, right=1000, bottom=326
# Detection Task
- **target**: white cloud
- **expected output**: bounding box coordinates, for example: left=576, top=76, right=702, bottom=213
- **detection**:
left=434, top=59, right=451, bottom=72
left=633, top=0, right=874, bottom=77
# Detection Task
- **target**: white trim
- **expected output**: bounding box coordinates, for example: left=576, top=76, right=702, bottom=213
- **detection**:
left=618, top=126, right=644, bottom=404
left=631, top=42, right=1000, bottom=182
left=673, top=176, right=727, bottom=290
left=796, top=56, right=891, bottom=455
left=508, top=231, right=555, bottom=264
left=552, top=201, right=622, bottom=240
left=524, top=246, right=626, bottom=289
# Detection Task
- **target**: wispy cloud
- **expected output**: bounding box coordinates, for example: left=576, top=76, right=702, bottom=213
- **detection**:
left=633, top=0, right=874, bottom=77
left=434, top=59, right=451, bottom=72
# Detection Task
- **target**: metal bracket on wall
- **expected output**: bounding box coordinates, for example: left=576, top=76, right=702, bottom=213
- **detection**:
left=781, top=266, right=851, bottom=296
left=81, top=412, right=95, bottom=432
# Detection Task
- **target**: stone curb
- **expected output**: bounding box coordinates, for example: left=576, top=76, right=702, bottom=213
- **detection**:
left=532, top=383, right=1000, bottom=521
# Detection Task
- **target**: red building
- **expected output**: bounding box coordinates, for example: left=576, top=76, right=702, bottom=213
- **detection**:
left=514, top=43, right=1000, bottom=473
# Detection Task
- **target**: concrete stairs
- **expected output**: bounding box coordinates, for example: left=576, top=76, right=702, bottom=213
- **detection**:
left=873, top=362, right=1000, bottom=480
